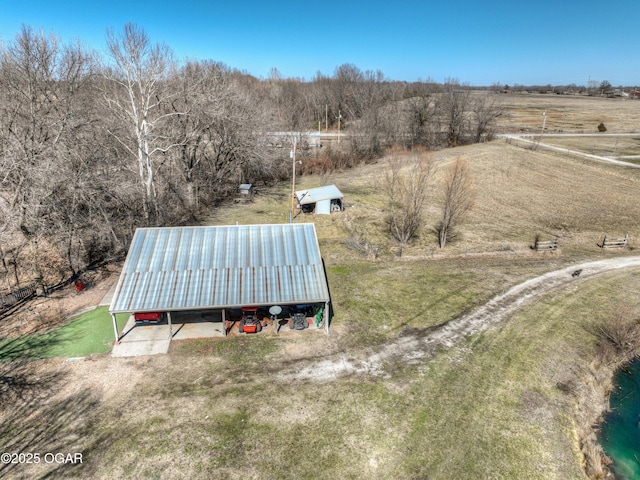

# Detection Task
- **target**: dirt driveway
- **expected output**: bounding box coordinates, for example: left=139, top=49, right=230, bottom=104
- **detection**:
left=285, top=255, right=640, bottom=382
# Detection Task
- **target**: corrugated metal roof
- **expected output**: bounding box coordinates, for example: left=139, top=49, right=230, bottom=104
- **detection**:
left=109, top=224, right=330, bottom=313
left=295, top=184, right=343, bottom=205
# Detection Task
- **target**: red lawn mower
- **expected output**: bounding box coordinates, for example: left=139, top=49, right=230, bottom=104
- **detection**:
left=238, top=307, right=263, bottom=333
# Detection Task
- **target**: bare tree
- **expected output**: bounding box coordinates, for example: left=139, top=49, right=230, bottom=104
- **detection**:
left=438, top=78, right=472, bottom=148
left=382, top=154, right=432, bottom=256
left=402, top=79, right=439, bottom=148
left=266, top=69, right=313, bottom=131
left=437, top=157, right=475, bottom=249
left=598, top=80, right=612, bottom=96
left=471, top=94, right=504, bottom=143
left=164, top=60, right=226, bottom=211
left=333, top=63, right=366, bottom=120
left=164, top=61, right=278, bottom=212
left=0, top=25, right=96, bottom=280
left=102, top=23, right=181, bottom=224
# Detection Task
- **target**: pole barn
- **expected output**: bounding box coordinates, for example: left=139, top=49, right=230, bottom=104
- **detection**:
left=109, top=223, right=332, bottom=343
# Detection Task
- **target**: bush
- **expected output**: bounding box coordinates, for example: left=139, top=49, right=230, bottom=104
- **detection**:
left=592, top=304, right=640, bottom=361
left=300, top=146, right=368, bottom=175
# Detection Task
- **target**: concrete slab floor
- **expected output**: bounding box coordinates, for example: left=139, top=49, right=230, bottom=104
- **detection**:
left=111, top=313, right=225, bottom=357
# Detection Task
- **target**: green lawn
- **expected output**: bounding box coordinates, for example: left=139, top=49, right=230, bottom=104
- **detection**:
left=0, top=306, right=126, bottom=360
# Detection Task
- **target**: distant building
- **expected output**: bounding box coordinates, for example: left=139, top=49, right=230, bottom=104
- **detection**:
left=295, top=184, right=344, bottom=215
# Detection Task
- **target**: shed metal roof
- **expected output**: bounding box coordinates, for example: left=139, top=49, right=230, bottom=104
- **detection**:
left=109, top=224, right=330, bottom=314
left=295, top=184, right=343, bottom=205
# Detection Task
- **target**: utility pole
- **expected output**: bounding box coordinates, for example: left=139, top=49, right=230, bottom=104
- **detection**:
left=290, top=140, right=297, bottom=222
left=338, top=110, right=341, bottom=145
left=325, top=104, right=328, bottom=132
left=533, top=110, right=547, bottom=151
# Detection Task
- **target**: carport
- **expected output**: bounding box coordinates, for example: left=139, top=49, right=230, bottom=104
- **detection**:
left=109, top=223, right=332, bottom=349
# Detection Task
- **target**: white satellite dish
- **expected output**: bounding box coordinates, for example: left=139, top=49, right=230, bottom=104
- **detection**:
left=269, top=305, right=282, bottom=316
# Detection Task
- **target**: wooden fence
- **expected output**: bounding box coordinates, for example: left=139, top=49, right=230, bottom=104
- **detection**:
left=0, top=284, right=37, bottom=312
left=533, top=237, right=559, bottom=252
left=599, top=234, right=628, bottom=249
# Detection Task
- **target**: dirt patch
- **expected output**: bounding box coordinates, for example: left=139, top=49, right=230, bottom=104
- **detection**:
left=0, top=266, right=119, bottom=339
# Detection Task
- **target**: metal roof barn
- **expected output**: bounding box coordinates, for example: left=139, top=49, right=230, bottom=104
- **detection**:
left=295, top=184, right=343, bottom=205
left=295, top=185, right=344, bottom=215
left=108, top=224, right=331, bottom=340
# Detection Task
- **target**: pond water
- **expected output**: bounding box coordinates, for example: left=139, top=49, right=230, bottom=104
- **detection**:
left=599, top=360, right=640, bottom=479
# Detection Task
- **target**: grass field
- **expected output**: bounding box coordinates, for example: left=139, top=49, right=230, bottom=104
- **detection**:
left=2, top=94, right=640, bottom=479
left=536, top=135, right=640, bottom=163
left=491, top=93, right=640, bottom=134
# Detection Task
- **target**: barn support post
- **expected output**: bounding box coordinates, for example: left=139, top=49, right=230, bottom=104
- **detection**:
left=111, top=313, right=120, bottom=344
left=222, top=309, right=227, bottom=336
left=324, top=301, right=330, bottom=334
left=167, top=311, right=173, bottom=339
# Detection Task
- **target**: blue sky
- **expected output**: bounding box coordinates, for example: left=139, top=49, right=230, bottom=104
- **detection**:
left=1, top=0, right=638, bottom=86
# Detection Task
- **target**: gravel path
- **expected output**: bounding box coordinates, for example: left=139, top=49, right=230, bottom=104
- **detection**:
left=285, top=256, right=640, bottom=381
left=498, top=133, right=640, bottom=169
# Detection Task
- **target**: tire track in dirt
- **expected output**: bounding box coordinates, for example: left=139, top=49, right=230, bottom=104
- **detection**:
left=285, top=256, right=640, bottom=382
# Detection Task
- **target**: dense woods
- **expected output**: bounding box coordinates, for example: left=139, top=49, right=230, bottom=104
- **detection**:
left=0, top=24, right=502, bottom=290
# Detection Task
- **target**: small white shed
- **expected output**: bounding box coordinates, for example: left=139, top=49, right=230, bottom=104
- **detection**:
left=295, top=185, right=344, bottom=215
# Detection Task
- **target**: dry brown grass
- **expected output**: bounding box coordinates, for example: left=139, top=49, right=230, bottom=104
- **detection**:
left=297, top=139, right=640, bottom=262
left=492, top=93, right=640, bottom=134
left=539, top=135, right=640, bottom=159
left=455, top=142, right=640, bottom=255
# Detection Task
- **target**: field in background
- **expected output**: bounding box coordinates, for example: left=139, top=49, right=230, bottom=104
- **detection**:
left=3, top=94, right=640, bottom=479
left=492, top=93, right=640, bottom=134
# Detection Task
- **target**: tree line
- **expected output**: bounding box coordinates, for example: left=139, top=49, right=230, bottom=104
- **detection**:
left=0, top=23, right=502, bottom=290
